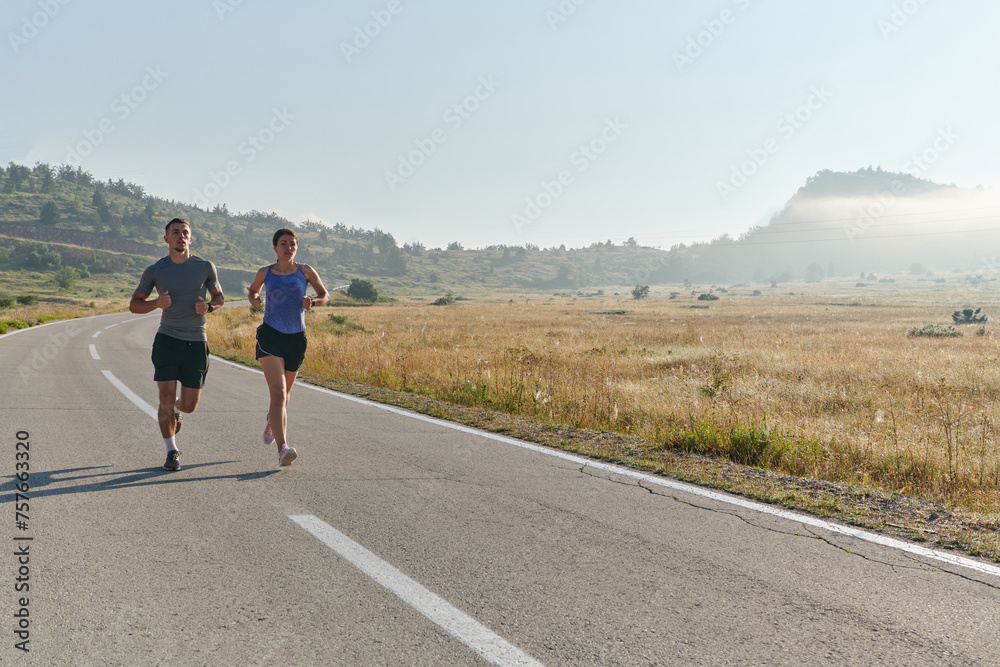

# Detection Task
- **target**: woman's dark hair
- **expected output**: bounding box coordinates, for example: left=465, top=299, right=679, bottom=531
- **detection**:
left=272, top=228, right=298, bottom=246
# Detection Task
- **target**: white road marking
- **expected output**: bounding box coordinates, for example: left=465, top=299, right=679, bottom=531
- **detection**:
left=104, top=323, right=119, bottom=329
left=289, top=514, right=544, bottom=667
left=89, top=344, right=100, bottom=360
left=101, top=370, right=157, bottom=420
left=209, top=354, right=1000, bottom=581
left=92, top=330, right=102, bottom=338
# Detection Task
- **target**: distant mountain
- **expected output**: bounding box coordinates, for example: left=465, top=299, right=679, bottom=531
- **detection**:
left=648, top=168, right=998, bottom=284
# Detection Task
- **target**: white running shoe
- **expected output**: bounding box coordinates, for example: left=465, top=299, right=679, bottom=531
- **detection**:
left=263, top=413, right=274, bottom=445
left=279, top=444, right=297, bottom=467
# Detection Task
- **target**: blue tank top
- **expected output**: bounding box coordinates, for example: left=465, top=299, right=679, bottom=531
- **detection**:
left=263, top=264, right=307, bottom=334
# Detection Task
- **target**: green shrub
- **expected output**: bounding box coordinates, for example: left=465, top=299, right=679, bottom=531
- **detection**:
left=327, top=313, right=363, bottom=335
left=953, top=307, right=987, bottom=324
left=908, top=324, right=962, bottom=338
left=1, top=320, right=30, bottom=330
left=631, top=284, right=650, bottom=300
left=16, top=295, right=37, bottom=306
left=346, top=278, right=378, bottom=303
left=0, top=297, right=13, bottom=308
left=431, top=293, right=456, bottom=306
left=698, top=292, right=720, bottom=301
left=730, top=422, right=774, bottom=467
left=54, top=266, right=80, bottom=290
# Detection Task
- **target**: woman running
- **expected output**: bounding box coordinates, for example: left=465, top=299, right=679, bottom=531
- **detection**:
left=246, top=228, right=328, bottom=466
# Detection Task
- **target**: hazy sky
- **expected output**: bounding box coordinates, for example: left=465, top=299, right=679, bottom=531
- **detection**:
left=3, top=1, right=998, bottom=249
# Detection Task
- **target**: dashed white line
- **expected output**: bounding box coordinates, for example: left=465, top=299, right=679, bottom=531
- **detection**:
left=289, top=514, right=543, bottom=667
left=89, top=344, right=100, bottom=360
left=100, top=370, right=157, bottom=420
left=92, top=331, right=102, bottom=338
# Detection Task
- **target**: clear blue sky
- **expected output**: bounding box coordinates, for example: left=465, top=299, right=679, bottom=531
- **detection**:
left=2, top=1, right=998, bottom=249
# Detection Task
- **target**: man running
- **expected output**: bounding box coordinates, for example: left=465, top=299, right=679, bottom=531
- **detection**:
left=129, top=218, right=224, bottom=471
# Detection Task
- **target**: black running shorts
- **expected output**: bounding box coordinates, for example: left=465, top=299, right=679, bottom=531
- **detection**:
left=255, top=322, right=308, bottom=373
left=151, top=333, right=210, bottom=389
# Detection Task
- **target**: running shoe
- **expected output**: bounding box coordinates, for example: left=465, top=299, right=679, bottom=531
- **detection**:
left=278, top=445, right=297, bottom=467
left=173, top=410, right=182, bottom=435
left=163, top=450, right=181, bottom=471
left=263, top=412, right=274, bottom=445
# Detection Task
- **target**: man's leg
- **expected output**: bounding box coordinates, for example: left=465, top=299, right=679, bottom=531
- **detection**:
left=176, top=386, right=202, bottom=414
left=157, top=380, right=183, bottom=471
left=157, top=380, right=180, bottom=438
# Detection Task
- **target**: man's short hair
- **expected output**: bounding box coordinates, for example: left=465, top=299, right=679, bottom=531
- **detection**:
left=165, top=218, right=190, bottom=234
left=272, top=228, right=298, bottom=246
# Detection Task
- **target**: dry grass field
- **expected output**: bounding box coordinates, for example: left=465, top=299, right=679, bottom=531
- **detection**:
left=207, top=280, right=1000, bottom=516
left=0, top=298, right=122, bottom=334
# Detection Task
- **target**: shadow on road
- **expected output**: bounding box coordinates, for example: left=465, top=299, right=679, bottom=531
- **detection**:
left=1, top=462, right=280, bottom=503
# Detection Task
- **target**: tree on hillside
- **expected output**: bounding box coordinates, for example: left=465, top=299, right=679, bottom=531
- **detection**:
left=54, top=266, right=79, bottom=290
left=346, top=278, right=378, bottom=302
left=7, top=163, right=25, bottom=190
left=373, top=229, right=397, bottom=254
left=98, top=203, right=113, bottom=227
left=107, top=214, right=122, bottom=237
left=92, top=186, right=106, bottom=208
left=380, top=247, right=407, bottom=276
left=632, top=284, right=650, bottom=300
left=40, top=201, right=59, bottom=226
left=39, top=165, right=55, bottom=194
left=446, top=241, right=463, bottom=251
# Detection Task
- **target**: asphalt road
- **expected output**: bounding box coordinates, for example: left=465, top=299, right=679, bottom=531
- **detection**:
left=0, top=311, right=998, bottom=666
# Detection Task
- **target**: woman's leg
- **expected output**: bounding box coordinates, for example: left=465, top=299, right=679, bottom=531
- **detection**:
left=260, top=355, right=289, bottom=449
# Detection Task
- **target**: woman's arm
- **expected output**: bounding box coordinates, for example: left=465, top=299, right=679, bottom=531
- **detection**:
left=303, top=264, right=329, bottom=309
left=246, top=267, right=267, bottom=309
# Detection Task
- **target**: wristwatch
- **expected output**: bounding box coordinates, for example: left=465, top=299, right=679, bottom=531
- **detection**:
left=207, top=303, right=214, bottom=313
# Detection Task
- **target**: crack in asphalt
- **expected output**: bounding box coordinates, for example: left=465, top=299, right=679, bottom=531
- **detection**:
left=578, top=464, right=1000, bottom=591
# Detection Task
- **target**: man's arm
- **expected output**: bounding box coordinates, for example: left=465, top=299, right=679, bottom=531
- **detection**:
left=129, top=290, right=170, bottom=314
left=196, top=287, right=225, bottom=315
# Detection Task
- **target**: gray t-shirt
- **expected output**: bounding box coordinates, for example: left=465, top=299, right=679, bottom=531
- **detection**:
left=136, top=255, right=220, bottom=341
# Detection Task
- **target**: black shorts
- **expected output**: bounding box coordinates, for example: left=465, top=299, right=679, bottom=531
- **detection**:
left=255, top=323, right=307, bottom=373
left=151, top=333, right=210, bottom=389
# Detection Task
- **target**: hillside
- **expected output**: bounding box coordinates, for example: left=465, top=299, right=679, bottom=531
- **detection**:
left=0, top=162, right=671, bottom=301
left=1, top=162, right=994, bottom=303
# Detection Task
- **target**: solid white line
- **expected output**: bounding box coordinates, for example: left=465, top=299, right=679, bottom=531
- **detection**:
left=89, top=344, right=100, bottom=360
left=101, top=370, right=157, bottom=420
left=289, top=514, right=543, bottom=667
left=208, top=354, right=1000, bottom=580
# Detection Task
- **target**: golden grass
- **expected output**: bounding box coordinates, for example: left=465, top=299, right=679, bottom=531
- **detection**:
left=207, top=286, right=1000, bottom=512
left=0, top=299, right=124, bottom=332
